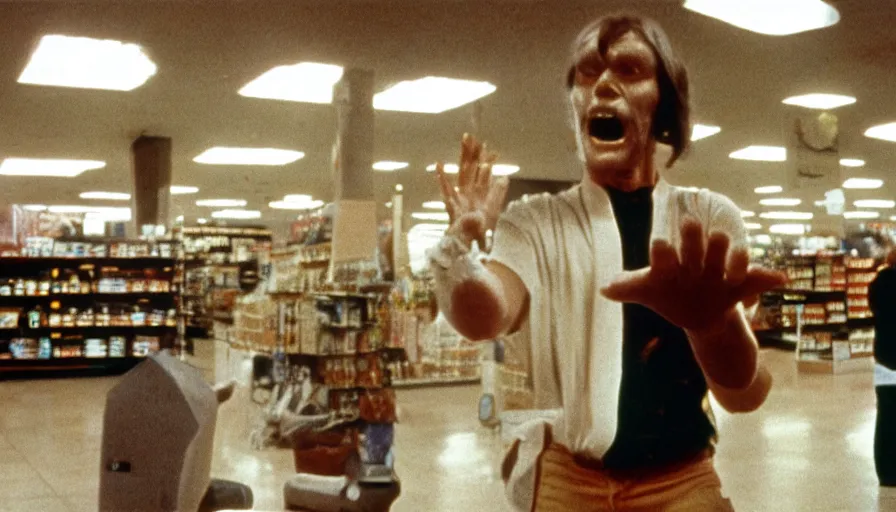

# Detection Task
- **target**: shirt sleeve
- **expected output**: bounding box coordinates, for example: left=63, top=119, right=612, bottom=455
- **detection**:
left=704, top=192, right=749, bottom=249
left=489, top=200, right=541, bottom=298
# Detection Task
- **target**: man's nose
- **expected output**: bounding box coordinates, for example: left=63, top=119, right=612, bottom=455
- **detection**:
left=594, top=69, right=620, bottom=100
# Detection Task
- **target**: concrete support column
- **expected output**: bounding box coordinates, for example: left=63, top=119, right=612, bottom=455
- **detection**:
left=131, top=136, right=172, bottom=233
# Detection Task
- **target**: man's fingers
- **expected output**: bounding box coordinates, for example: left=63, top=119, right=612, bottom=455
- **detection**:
left=704, top=232, right=730, bottom=281
left=650, top=239, right=679, bottom=279
left=458, top=133, right=473, bottom=190
left=485, top=176, right=510, bottom=215
left=600, top=269, right=652, bottom=303
left=477, top=148, right=498, bottom=190
left=733, top=269, right=788, bottom=301
left=679, top=218, right=705, bottom=277
left=726, top=247, right=750, bottom=286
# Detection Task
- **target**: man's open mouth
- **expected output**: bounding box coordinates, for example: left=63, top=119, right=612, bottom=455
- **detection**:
left=589, top=113, right=625, bottom=142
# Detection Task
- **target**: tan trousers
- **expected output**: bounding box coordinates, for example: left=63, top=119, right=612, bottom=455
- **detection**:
left=526, top=440, right=734, bottom=511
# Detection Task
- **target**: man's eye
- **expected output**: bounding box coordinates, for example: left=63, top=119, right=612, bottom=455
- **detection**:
left=616, top=62, right=640, bottom=77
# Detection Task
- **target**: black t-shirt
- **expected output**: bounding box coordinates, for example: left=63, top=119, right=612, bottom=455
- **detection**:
left=600, top=186, right=716, bottom=471
left=870, top=267, right=896, bottom=370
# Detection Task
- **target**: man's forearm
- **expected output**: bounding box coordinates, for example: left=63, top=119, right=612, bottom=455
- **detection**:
left=686, top=308, right=759, bottom=391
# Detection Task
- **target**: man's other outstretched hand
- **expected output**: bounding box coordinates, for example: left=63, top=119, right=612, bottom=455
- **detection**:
left=600, top=217, right=787, bottom=335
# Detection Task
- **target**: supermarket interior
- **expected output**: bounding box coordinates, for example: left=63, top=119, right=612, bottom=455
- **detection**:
left=1, top=1, right=896, bottom=511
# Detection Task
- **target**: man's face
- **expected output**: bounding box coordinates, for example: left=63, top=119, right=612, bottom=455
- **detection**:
left=569, top=30, right=660, bottom=191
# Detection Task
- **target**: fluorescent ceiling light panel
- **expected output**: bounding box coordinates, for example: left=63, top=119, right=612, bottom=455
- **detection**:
left=492, top=164, right=521, bottom=176
left=760, top=211, right=814, bottom=220
left=374, top=76, right=496, bottom=114
left=79, top=191, right=130, bottom=200
left=729, top=146, right=787, bottom=162
left=844, top=211, right=880, bottom=219
left=193, top=147, right=304, bottom=166
left=854, top=199, right=895, bottom=208
left=372, top=161, right=409, bottom=172
left=170, top=185, right=199, bottom=195
left=741, top=211, right=756, bottom=218
left=892, top=216, right=896, bottom=222
left=411, top=212, right=450, bottom=222
left=782, top=93, right=856, bottom=110
left=755, top=186, right=783, bottom=194
left=197, top=218, right=208, bottom=225
left=47, top=205, right=131, bottom=221
left=770, top=224, right=808, bottom=235
left=691, top=124, right=721, bottom=141
left=422, top=201, right=446, bottom=210
left=211, top=209, right=262, bottom=220
left=839, top=158, right=865, bottom=167
left=22, top=204, right=47, bottom=212
left=843, top=178, right=883, bottom=190
left=865, top=122, right=896, bottom=142
left=238, top=62, right=343, bottom=104
left=683, top=0, right=840, bottom=36
left=269, top=199, right=324, bottom=210
left=426, top=163, right=460, bottom=174
left=760, top=198, right=801, bottom=206
left=745, top=223, right=762, bottom=230
left=196, top=199, right=247, bottom=207
left=18, top=34, right=157, bottom=91
left=0, top=158, right=105, bottom=177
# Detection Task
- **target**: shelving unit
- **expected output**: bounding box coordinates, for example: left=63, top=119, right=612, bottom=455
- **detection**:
left=0, top=255, right=179, bottom=379
left=751, top=252, right=879, bottom=374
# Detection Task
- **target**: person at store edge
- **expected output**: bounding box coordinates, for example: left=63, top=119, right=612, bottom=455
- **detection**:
left=427, top=13, right=788, bottom=512
left=869, top=247, right=896, bottom=487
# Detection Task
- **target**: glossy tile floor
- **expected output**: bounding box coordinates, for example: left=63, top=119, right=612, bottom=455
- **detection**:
left=1, top=346, right=895, bottom=512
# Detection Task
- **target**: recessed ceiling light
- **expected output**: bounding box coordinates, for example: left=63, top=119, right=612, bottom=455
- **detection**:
left=269, top=199, right=324, bottom=210
left=839, top=158, right=865, bottom=167
left=754, top=185, right=783, bottom=194
left=683, top=0, right=840, bottom=36
left=492, top=164, right=521, bottom=176
left=691, top=124, right=721, bottom=141
left=170, top=185, right=199, bottom=195
left=760, top=211, right=814, bottom=220
left=854, top=199, right=895, bottom=208
left=865, top=122, right=896, bottom=142
left=385, top=201, right=393, bottom=208
left=211, top=209, right=262, bottom=220
left=196, top=199, right=247, bottom=207
left=373, top=76, right=496, bottom=114
left=770, top=224, right=808, bottom=235
left=175, top=215, right=184, bottom=222
left=426, top=163, right=460, bottom=174
left=18, top=34, right=157, bottom=91
left=760, top=198, right=801, bottom=206
left=745, top=223, right=762, bottom=230
left=741, top=210, right=756, bottom=218
left=22, top=204, right=47, bottom=212
left=79, top=191, right=131, bottom=201
left=197, top=218, right=208, bottom=225
left=372, top=161, right=409, bottom=172
left=729, top=146, right=787, bottom=162
left=47, top=205, right=131, bottom=221
left=411, top=212, right=450, bottom=221
left=238, top=62, right=343, bottom=104
left=423, top=201, right=446, bottom=210
left=843, top=178, right=883, bottom=190
left=0, top=158, right=105, bottom=177
left=844, top=211, right=880, bottom=219
left=782, top=93, right=856, bottom=110
left=891, top=216, right=896, bottom=222
left=193, top=147, right=304, bottom=166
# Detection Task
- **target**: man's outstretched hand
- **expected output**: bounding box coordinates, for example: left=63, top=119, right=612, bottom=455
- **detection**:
left=600, top=218, right=787, bottom=335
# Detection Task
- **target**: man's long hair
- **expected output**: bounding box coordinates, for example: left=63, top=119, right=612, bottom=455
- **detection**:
left=566, top=14, right=691, bottom=168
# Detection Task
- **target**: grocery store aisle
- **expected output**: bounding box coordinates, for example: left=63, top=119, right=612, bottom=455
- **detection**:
left=0, top=347, right=894, bottom=512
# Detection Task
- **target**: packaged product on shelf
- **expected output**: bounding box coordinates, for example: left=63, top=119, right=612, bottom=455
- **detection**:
left=0, top=281, right=11, bottom=296
left=10, top=338, right=38, bottom=359
left=130, top=307, right=147, bottom=327
left=132, top=336, right=160, bottom=357
left=27, top=306, right=44, bottom=328
left=0, top=308, right=21, bottom=329
left=62, top=308, right=77, bottom=327
left=84, top=338, right=108, bottom=358
left=109, top=337, right=126, bottom=358
left=37, top=337, right=51, bottom=359
left=76, top=308, right=94, bottom=327
left=48, top=311, right=62, bottom=327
